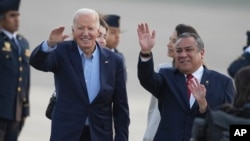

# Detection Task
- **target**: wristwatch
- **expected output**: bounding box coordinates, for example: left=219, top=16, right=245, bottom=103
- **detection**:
left=140, top=51, right=152, bottom=58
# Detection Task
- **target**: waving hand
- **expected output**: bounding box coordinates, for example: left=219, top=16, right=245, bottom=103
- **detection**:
left=137, top=23, right=156, bottom=53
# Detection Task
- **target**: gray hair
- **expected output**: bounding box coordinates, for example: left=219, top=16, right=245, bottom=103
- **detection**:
left=72, top=8, right=100, bottom=28
left=176, top=32, right=204, bottom=50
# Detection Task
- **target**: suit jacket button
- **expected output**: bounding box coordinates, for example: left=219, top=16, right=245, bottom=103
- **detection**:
left=17, top=87, right=21, bottom=92
left=19, top=57, right=22, bottom=61
left=19, top=77, right=23, bottom=82
left=19, top=67, right=23, bottom=72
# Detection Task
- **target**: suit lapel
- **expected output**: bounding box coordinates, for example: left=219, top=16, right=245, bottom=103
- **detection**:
left=200, top=68, right=211, bottom=103
left=96, top=47, right=110, bottom=100
left=86, top=46, right=110, bottom=104
left=174, top=71, right=190, bottom=110
left=200, top=68, right=210, bottom=89
left=69, top=41, right=89, bottom=103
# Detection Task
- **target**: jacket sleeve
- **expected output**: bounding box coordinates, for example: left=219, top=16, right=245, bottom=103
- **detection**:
left=137, top=54, right=163, bottom=98
left=29, top=43, right=58, bottom=72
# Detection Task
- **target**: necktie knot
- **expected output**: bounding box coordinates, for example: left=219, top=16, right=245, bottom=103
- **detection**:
left=187, top=74, right=193, bottom=80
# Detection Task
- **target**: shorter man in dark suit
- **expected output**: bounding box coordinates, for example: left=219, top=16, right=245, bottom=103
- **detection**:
left=0, top=0, right=30, bottom=140
left=29, top=8, right=129, bottom=141
left=137, top=23, right=235, bottom=141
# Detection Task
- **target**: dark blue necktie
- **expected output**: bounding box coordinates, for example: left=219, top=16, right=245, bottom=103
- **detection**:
left=11, top=38, right=19, bottom=51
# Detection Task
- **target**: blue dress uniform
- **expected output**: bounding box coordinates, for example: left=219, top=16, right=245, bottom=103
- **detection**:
left=227, top=31, right=250, bottom=78
left=227, top=50, right=250, bottom=78
left=0, top=31, right=30, bottom=139
left=0, top=0, right=30, bottom=140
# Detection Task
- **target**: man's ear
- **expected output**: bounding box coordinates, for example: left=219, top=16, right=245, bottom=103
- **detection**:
left=201, top=49, right=205, bottom=59
left=97, top=29, right=100, bottom=36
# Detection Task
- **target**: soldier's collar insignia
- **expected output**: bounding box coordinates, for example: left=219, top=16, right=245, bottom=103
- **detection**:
left=2, top=42, right=12, bottom=52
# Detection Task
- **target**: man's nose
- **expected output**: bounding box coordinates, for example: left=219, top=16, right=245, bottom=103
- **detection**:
left=179, top=50, right=187, bottom=57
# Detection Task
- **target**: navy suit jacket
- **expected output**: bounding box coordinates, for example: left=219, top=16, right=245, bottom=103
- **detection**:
left=138, top=56, right=235, bottom=141
left=29, top=41, right=130, bottom=141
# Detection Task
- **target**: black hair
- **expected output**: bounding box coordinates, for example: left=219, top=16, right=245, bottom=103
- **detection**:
left=175, top=24, right=198, bottom=36
left=234, top=66, right=250, bottom=108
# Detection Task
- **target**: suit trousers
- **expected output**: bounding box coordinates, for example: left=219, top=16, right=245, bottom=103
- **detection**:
left=0, top=118, right=20, bottom=141
left=80, top=126, right=91, bottom=141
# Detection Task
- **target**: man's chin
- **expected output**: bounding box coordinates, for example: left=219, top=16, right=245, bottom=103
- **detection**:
left=178, top=66, right=192, bottom=74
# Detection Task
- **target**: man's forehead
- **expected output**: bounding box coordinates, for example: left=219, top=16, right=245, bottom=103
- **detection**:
left=176, top=37, right=196, bottom=46
left=175, top=45, right=194, bottom=50
left=109, top=27, right=120, bottom=31
left=6, top=10, right=19, bottom=15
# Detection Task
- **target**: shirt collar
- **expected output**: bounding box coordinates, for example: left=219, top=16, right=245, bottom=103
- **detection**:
left=77, top=45, right=99, bottom=59
left=1, top=29, right=17, bottom=39
left=185, top=65, right=204, bottom=83
left=245, top=46, right=250, bottom=53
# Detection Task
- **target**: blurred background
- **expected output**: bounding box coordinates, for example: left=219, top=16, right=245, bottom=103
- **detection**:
left=18, top=0, right=250, bottom=140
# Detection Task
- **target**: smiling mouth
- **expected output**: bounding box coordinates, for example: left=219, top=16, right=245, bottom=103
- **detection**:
left=81, top=38, right=89, bottom=41
left=180, top=60, right=190, bottom=63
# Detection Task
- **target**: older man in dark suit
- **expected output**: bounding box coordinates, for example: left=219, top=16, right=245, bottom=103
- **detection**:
left=0, top=0, right=30, bottom=140
left=29, top=8, right=129, bottom=141
left=137, top=23, right=235, bottom=141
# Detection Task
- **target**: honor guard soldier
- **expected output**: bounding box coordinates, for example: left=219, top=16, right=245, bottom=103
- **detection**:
left=227, top=30, right=250, bottom=78
left=104, top=14, right=121, bottom=52
left=0, top=0, right=30, bottom=140
left=104, top=14, right=127, bottom=81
